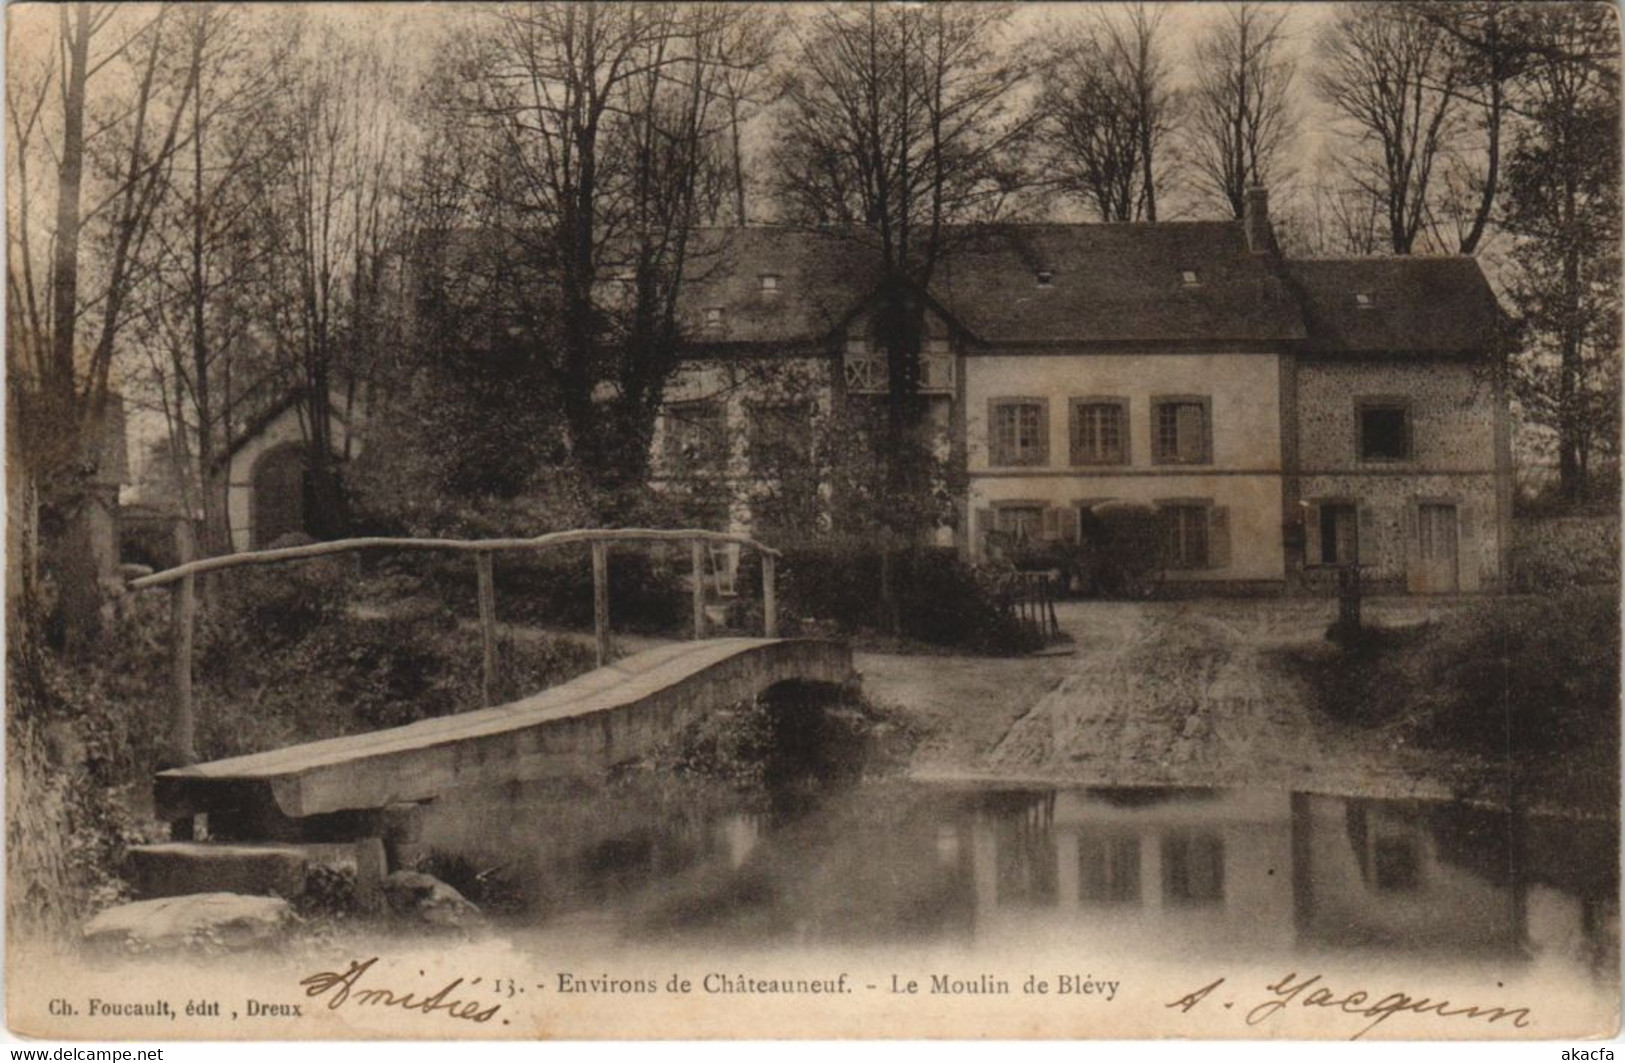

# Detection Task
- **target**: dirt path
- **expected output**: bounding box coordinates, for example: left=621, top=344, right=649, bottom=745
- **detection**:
left=864, top=598, right=1495, bottom=800
left=494, top=598, right=1496, bottom=801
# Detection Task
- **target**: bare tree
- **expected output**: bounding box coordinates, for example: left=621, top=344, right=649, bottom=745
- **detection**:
left=7, top=3, right=200, bottom=649
left=1037, top=25, right=1144, bottom=222
left=1278, top=176, right=1388, bottom=258
left=243, top=31, right=408, bottom=539
left=1502, top=5, right=1621, bottom=503
left=123, top=6, right=296, bottom=558
left=413, top=2, right=752, bottom=510
left=1035, top=4, right=1176, bottom=223
left=706, top=5, right=780, bottom=226
left=1189, top=3, right=1297, bottom=219
left=1415, top=2, right=1534, bottom=255
left=1314, top=1, right=1461, bottom=255
left=772, top=2, right=1030, bottom=431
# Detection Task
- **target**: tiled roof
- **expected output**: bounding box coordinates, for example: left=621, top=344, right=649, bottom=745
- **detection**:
left=928, top=223, right=1306, bottom=344
left=681, top=223, right=1307, bottom=347
left=680, top=225, right=1501, bottom=355
left=1285, top=257, right=1501, bottom=354
left=679, top=228, right=884, bottom=347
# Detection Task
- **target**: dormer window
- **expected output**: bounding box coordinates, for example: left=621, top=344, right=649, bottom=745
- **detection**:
left=1181, top=270, right=1201, bottom=287
left=1355, top=292, right=1375, bottom=309
left=704, top=306, right=725, bottom=330
left=759, top=273, right=780, bottom=293
left=1036, top=270, right=1053, bottom=288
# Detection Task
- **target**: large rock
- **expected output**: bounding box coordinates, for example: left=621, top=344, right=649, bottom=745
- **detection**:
left=381, top=871, right=483, bottom=932
left=127, top=843, right=308, bottom=900
left=83, top=893, right=294, bottom=953
left=125, top=839, right=387, bottom=912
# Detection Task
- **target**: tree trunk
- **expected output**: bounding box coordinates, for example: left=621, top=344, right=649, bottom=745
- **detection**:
left=49, top=5, right=109, bottom=655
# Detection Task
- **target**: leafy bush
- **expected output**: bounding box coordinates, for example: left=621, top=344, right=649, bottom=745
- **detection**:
left=1417, top=589, right=1619, bottom=757
left=6, top=611, right=168, bottom=939
left=200, top=574, right=598, bottom=755
left=1511, top=515, right=1621, bottom=591
left=997, top=503, right=1166, bottom=598
left=1301, top=588, right=1620, bottom=767
left=772, top=545, right=1044, bottom=654
left=403, top=547, right=688, bottom=634
left=653, top=684, right=916, bottom=790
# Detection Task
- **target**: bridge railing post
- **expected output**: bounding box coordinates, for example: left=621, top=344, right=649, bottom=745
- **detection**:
left=762, top=552, right=777, bottom=638
left=691, top=539, right=706, bottom=640
left=592, top=540, right=611, bottom=666
left=168, top=517, right=197, bottom=771
left=476, top=552, right=498, bottom=705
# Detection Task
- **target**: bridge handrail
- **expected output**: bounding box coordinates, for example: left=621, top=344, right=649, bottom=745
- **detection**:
left=126, top=527, right=781, bottom=591
left=135, top=525, right=782, bottom=774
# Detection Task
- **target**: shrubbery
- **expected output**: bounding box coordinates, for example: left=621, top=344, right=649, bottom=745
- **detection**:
left=1300, top=587, right=1619, bottom=799
left=5, top=550, right=603, bottom=940
left=1414, top=588, right=1619, bottom=758
left=1510, top=515, right=1621, bottom=591
left=200, top=558, right=599, bottom=750
left=769, top=544, right=1045, bottom=654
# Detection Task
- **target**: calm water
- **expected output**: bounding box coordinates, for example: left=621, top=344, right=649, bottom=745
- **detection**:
left=416, top=776, right=1620, bottom=980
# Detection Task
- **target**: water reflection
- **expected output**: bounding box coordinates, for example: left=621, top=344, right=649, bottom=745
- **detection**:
left=417, top=781, right=1618, bottom=979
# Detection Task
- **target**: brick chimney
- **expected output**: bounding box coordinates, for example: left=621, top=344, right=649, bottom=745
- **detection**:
left=1244, top=185, right=1276, bottom=254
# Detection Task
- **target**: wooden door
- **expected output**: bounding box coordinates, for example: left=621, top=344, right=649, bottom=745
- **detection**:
left=252, top=445, right=308, bottom=548
left=1415, top=503, right=1459, bottom=593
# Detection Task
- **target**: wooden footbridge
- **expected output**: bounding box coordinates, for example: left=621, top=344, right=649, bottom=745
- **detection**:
left=126, top=529, right=854, bottom=847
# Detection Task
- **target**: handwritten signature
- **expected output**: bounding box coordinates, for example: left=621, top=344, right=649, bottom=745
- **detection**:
left=1168, top=972, right=1532, bottom=1040
left=300, top=957, right=503, bottom=1024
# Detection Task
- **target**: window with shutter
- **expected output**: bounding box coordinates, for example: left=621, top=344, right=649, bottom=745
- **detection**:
left=996, top=505, right=1045, bottom=543
left=989, top=398, right=1049, bottom=466
left=1163, top=832, right=1225, bottom=904
left=1070, top=398, right=1129, bottom=465
left=1160, top=502, right=1210, bottom=569
left=1151, top=397, right=1211, bottom=465
left=1314, top=502, right=1358, bottom=566
left=1079, top=834, right=1141, bottom=904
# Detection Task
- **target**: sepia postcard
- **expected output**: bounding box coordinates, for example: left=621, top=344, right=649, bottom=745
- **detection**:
left=5, top=0, right=1620, bottom=1045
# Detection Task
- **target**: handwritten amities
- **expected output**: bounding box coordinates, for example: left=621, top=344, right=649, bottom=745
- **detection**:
left=299, top=957, right=502, bottom=1024
left=1167, top=971, right=1533, bottom=1039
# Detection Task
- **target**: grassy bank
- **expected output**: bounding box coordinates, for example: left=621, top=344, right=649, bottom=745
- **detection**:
left=1294, top=587, right=1620, bottom=813
left=6, top=559, right=598, bottom=938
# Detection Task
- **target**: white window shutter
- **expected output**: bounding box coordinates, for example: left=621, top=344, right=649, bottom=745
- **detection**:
left=1059, top=506, right=1081, bottom=544
left=1208, top=505, right=1231, bottom=570
left=1042, top=507, right=1061, bottom=541
left=1177, top=404, right=1204, bottom=462
left=1457, top=502, right=1481, bottom=591
left=1404, top=503, right=1424, bottom=593
left=1304, top=503, right=1322, bottom=567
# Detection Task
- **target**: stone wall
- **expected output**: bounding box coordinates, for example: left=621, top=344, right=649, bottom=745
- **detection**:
left=1297, top=473, right=1501, bottom=589
left=1296, top=359, right=1498, bottom=472
left=1295, top=356, right=1506, bottom=592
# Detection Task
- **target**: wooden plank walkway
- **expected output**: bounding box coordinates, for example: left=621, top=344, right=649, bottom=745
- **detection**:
left=155, top=637, right=853, bottom=825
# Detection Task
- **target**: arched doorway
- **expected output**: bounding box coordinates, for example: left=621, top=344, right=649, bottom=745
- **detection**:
left=251, top=443, right=310, bottom=548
